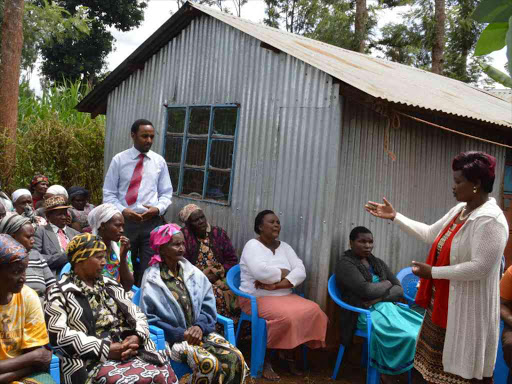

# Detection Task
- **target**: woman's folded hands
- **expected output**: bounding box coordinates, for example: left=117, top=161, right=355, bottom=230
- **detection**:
left=108, top=335, right=141, bottom=361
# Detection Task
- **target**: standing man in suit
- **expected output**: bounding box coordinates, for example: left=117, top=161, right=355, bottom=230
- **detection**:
left=33, top=195, right=80, bottom=275
left=103, top=119, right=173, bottom=286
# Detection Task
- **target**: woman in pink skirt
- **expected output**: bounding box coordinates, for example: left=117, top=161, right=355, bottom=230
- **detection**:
left=239, top=210, right=328, bottom=380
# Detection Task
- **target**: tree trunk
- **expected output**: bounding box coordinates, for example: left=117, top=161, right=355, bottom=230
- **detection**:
left=0, top=0, right=25, bottom=183
left=432, top=0, right=446, bottom=74
left=354, top=0, right=367, bottom=52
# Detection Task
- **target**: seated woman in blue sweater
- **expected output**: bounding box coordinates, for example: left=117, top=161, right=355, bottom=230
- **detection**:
left=140, top=223, right=248, bottom=384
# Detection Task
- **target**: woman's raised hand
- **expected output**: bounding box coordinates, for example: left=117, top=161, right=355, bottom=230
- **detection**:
left=365, top=198, right=397, bottom=220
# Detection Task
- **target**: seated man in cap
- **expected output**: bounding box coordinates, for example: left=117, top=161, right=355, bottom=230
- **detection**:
left=34, top=196, right=80, bottom=276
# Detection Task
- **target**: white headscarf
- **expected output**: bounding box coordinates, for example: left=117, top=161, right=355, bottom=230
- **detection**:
left=11, top=189, right=31, bottom=203
left=88, top=203, right=121, bottom=235
left=46, top=185, right=68, bottom=198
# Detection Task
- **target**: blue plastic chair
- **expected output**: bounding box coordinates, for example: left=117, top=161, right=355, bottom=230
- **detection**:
left=495, top=320, right=510, bottom=384
left=328, top=275, right=379, bottom=384
left=226, top=264, right=308, bottom=378
left=50, top=354, right=60, bottom=384
left=226, top=264, right=267, bottom=377
left=59, top=263, right=71, bottom=279
left=396, top=267, right=419, bottom=306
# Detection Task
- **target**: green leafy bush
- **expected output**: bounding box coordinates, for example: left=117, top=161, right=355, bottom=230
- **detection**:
left=4, top=80, right=105, bottom=204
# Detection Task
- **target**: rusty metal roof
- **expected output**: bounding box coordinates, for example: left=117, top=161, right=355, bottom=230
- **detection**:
left=191, top=2, right=511, bottom=128
left=77, top=1, right=512, bottom=128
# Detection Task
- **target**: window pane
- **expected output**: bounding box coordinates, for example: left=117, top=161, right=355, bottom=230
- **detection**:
left=168, top=166, right=180, bottom=191
left=167, top=108, right=186, bottom=133
left=189, top=107, right=210, bottom=135
left=182, top=169, right=204, bottom=197
left=206, top=171, right=231, bottom=201
left=185, top=139, right=207, bottom=166
left=210, top=140, right=234, bottom=169
left=165, top=136, right=183, bottom=164
left=213, top=108, right=237, bottom=136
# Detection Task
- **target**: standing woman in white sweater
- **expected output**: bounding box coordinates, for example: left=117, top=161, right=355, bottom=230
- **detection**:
left=365, top=151, right=509, bottom=384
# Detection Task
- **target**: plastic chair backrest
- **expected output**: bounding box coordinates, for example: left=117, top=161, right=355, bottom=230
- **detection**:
left=328, top=275, right=371, bottom=315
left=59, top=263, right=71, bottom=279
left=132, top=288, right=141, bottom=305
left=226, top=264, right=243, bottom=296
left=396, top=267, right=419, bottom=301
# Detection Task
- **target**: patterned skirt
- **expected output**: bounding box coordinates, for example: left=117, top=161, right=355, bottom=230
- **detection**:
left=170, top=332, right=248, bottom=384
left=93, top=358, right=178, bottom=384
left=414, top=301, right=493, bottom=384
left=15, top=372, right=56, bottom=384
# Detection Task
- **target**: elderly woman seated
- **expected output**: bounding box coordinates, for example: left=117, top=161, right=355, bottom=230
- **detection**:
left=12, top=189, right=47, bottom=228
left=239, top=210, right=328, bottom=380
left=335, top=226, right=423, bottom=377
left=68, top=186, right=95, bottom=232
left=0, top=214, right=55, bottom=306
left=140, top=224, right=248, bottom=384
left=88, top=203, right=134, bottom=291
left=45, top=233, right=178, bottom=384
left=179, top=204, right=240, bottom=324
left=0, top=234, right=56, bottom=383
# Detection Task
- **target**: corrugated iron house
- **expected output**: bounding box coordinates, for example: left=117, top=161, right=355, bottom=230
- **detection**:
left=77, top=1, right=512, bottom=307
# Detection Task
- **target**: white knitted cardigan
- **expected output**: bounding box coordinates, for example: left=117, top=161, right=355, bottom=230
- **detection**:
left=394, top=198, right=509, bottom=379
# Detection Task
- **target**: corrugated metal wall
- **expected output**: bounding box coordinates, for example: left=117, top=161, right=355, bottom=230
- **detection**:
left=103, top=13, right=506, bottom=307
left=104, top=15, right=341, bottom=305
left=332, top=100, right=506, bottom=275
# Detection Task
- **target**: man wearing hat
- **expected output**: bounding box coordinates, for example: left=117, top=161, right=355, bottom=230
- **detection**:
left=33, top=195, right=80, bottom=276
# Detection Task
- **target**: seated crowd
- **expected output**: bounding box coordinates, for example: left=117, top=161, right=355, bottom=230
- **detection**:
left=0, top=148, right=508, bottom=384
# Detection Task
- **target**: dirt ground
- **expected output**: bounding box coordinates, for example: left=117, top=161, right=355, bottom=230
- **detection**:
left=237, top=340, right=410, bottom=384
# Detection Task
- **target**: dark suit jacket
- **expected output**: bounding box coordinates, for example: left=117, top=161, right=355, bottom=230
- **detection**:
left=34, top=224, right=80, bottom=274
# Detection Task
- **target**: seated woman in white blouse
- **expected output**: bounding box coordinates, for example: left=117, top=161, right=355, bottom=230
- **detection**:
left=239, top=210, right=328, bottom=381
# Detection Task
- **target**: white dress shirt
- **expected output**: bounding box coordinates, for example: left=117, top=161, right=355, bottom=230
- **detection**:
left=239, top=239, right=307, bottom=297
left=103, top=146, right=173, bottom=215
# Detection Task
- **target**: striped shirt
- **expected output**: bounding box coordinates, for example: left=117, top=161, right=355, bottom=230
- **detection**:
left=26, top=250, right=56, bottom=305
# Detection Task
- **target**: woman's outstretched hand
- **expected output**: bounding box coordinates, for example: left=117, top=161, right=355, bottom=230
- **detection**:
left=365, top=198, right=397, bottom=220
left=411, top=261, right=432, bottom=279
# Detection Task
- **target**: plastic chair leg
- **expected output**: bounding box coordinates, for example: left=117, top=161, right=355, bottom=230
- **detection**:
left=302, top=345, right=308, bottom=370
left=361, top=342, right=368, bottom=367
left=235, top=318, right=244, bottom=342
left=332, top=344, right=345, bottom=380
left=367, top=365, right=380, bottom=384
left=250, top=317, right=267, bottom=378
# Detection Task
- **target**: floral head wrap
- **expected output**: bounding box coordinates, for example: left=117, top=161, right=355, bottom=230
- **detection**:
left=0, top=234, right=27, bottom=264
left=31, top=174, right=49, bottom=189
left=178, top=204, right=202, bottom=223
left=67, top=233, right=107, bottom=266
left=148, top=223, right=182, bottom=266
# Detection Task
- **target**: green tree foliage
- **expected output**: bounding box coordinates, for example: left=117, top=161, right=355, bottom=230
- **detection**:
left=263, top=0, right=378, bottom=51
left=39, top=0, right=147, bottom=85
left=5, top=80, right=106, bottom=203
left=375, top=0, right=491, bottom=84
left=0, top=0, right=89, bottom=71
left=311, top=0, right=379, bottom=51
left=264, top=0, right=324, bottom=34
left=472, top=0, right=512, bottom=86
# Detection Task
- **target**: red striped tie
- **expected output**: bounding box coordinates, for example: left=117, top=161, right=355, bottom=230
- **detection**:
left=125, top=154, right=145, bottom=206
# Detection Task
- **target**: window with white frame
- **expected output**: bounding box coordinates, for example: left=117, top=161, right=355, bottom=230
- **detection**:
left=164, top=105, right=239, bottom=204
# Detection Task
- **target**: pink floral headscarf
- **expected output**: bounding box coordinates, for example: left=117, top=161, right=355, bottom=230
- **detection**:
left=148, top=223, right=182, bottom=266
